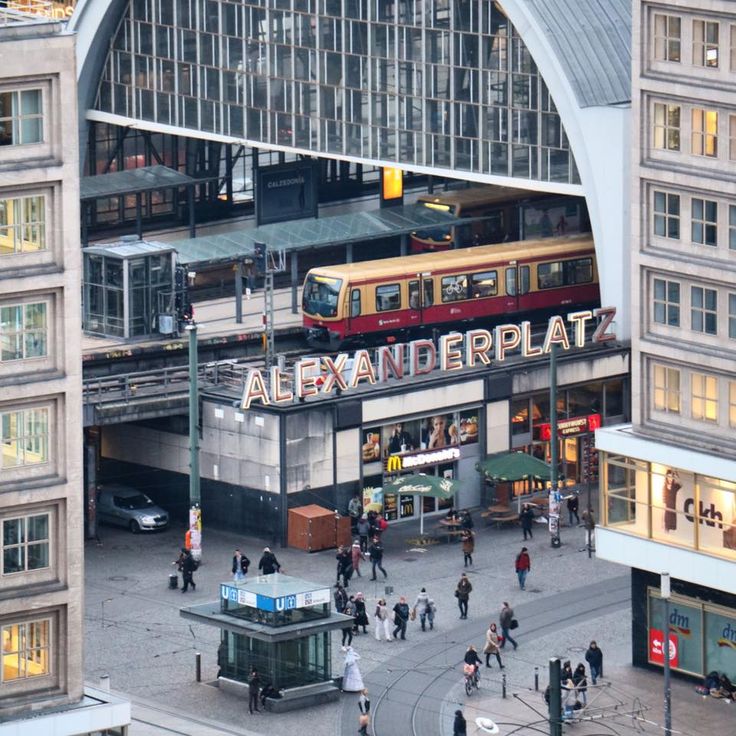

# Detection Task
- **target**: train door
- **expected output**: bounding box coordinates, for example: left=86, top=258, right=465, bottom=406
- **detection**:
left=347, top=287, right=361, bottom=336
left=408, top=280, right=421, bottom=326
left=421, top=275, right=434, bottom=326
left=505, top=263, right=530, bottom=313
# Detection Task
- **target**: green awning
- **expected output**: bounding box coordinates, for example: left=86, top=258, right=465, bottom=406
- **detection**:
left=476, top=452, right=552, bottom=482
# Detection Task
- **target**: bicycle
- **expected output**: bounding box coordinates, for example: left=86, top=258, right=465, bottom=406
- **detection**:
left=463, top=664, right=480, bottom=696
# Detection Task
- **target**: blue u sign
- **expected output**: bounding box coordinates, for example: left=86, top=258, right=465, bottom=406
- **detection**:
left=275, top=594, right=298, bottom=612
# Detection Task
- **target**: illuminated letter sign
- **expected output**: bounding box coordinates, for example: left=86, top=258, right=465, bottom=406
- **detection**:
left=386, top=455, right=403, bottom=473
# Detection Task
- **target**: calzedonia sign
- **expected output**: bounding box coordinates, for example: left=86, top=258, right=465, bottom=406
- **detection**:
left=241, top=307, right=617, bottom=409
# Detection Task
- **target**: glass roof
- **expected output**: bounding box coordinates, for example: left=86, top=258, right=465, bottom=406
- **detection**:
left=174, top=203, right=463, bottom=266
left=222, top=572, right=328, bottom=599
left=80, top=165, right=205, bottom=201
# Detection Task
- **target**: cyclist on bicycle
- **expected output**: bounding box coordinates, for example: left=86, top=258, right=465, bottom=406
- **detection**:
left=463, top=645, right=482, bottom=681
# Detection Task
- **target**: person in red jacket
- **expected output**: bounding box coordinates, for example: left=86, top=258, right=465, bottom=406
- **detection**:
left=515, top=547, right=531, bottom=590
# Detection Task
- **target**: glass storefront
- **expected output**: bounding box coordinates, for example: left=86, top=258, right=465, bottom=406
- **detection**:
left=602, top=455, right=736, bottom=560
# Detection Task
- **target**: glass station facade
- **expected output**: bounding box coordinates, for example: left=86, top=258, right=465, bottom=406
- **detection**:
left=95, top=0, right=579, bottom=184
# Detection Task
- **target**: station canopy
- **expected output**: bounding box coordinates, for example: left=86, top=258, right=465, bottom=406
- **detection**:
left=173, top=203, right=469, bottom=267
left=80, top=165, right=208, bottom=201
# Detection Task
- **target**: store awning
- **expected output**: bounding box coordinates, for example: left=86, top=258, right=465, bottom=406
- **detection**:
left=173, top=203, right=466, bottom=267
left=80, top=165, right=212, bottom=201
left=476, top=452, right=552, bottom=482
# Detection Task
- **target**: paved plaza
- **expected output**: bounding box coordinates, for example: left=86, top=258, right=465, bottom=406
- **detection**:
left=84, top=514, right=729, bottom=736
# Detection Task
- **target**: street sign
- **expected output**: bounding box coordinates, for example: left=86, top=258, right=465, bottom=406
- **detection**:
left=649, top=627, right=679, bottom=667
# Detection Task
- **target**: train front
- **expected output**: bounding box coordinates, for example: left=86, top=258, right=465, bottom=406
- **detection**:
left=301, top=271, right=345, bottom=350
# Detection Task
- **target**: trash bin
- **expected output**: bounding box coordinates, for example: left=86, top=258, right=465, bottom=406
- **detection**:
left=550, top=535, right=561, bottom=549
left=169, top=573, right=179, bottom=589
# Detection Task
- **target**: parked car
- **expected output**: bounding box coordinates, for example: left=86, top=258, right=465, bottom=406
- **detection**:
left=97, top=485, right=169, bottom=533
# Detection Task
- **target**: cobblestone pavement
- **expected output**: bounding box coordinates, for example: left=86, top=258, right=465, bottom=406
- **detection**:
left=84, top=514, right=727, bottom=735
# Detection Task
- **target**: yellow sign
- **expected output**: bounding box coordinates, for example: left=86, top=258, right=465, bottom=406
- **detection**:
left=382, top=167, right=403, bottom=201
left=386, top=455, right=402, bottom=473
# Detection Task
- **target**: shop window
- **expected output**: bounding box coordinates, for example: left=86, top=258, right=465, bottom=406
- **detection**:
left=651, top=466, right=696, bottom=548
left=469, top=270, right=497, bottom=298
left=691, top=286, right=717, bottom=335
left=375, top=283, right=400, bottom=312
left=653, top=364, right=680, bottom=414
left=705, top=608, right=736, bottom=677
left=691, top=198, right=717, bottom=246
left=693, top=19, right=719, bottom=68
left=653, top=13, right=681, bottom=62
left=2, top=513, right=49, bottom=575
left=648, top=592, right=703, bottom=675
left=691, top=372, right=718, bottom=423
left=0, top=195, right=46, bottom=256
left=441, top=274, right=468, bottom=302
left=0, top=303, right=47, bottom=362
left=0, top=89, right=43, bottom=147
left=1, top=619, right=50, bottom=682
left=567, top=383, right=602, bottom=417
left=653, top=190, right=680, bottom=239
left=1, top=407, right=49, bottom=470
left=691, top=108, right=718, bottom=157
left=653, top=102, right=680, bottom=151
left=697, top=477, right=736, bottom=560
left=511, top=398, right=530, bottom=436
left=604, top=379, right=625, bottom=420
left=653, top=278, right=680, bottom=326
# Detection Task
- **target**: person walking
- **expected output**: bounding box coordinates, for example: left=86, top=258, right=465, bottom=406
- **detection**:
left=336, top=545, right=353, bottom=587
left=334, top=582, right=348, bottom=613
left=348, top=493, right=362, bottom=534
left=353, top=592, right=369, bottom=634
left=573, top=663, right=588, bottom=705
left=258, top=547, right=281, bottom=575
left=357, top=514, right=371, bottom=551
left=483, top=622, right=504, bottom=668
left=499, top=602, right=518, bottom=650
left=341, top=596, right=355, bottom=646
left=426, top=598, right=436, bottom=630
left=179, top=548, right=197, bottom=593
left=351, top=539, right=364, bottom=578
left=231, top=548, right=250, bottom=582
left=413, top=587, right=430, bottom=632
left=342, top=645, right=364, bottom=692
left=453, top=709, right=467, bottom=735
left=560, top=660, right=573, bottom=684
left=368, top=536, right=387, bottom=580
left=461, top=529, right=475, bottom=567
left=392, top=596, right=410, bottom=640
left=520, top=504, right=535, bottom=540
left=515, top=547, right=531, bottom=590
left=585, top=641, right=603, bottom=684
left=374, top=598, right=391, bottom=641
left=567, top=493, right=580, bottom=526
left=455, top=573, right=472, bottom=619
left=358, top=688, right=370, bottom=735
left=248, top=667, right=261, bottom=714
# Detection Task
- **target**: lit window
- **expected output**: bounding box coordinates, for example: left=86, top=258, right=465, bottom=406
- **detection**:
left=0, top=303, right=47, bottom=362
left=653, top=14, right=681, bottom=62
left=1, top=619, right=50, bottom=682
left=0, top=196, right=46, bottom=255
left=693, top=19, right=719, bottom=68
left=691, top=372, right=718, bottom=423
left=730, top=381, right=736, bottom=427
left=729, top=293, right=736, bottom=339
left=691, top=198, right=717, bottom=246
left=730, top=205, right=736, bottom=250
left=2, top=514, right=49, bottom=575
left=729, top=114, right=736, bottom=161
left=1, top=407, right=48, bottom=469
left=653, top=191, right=680, bottom=239
left=691, top=286, right=717, bottom=335
left=653, top=103, right=680, bottom=151
left=653, top=364, right=680, bottom=414
left=0, top=90, right=43, bottom=146
left=653, top=278, right=680, bottom=326
left=691, top=108, right=718, bottom=157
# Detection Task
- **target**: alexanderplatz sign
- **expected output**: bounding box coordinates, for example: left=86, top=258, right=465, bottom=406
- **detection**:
left=241, top=307, right=617, bottom=409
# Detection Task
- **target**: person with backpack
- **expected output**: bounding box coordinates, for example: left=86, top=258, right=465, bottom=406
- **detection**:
left=515, top=547, right=531, bottom=590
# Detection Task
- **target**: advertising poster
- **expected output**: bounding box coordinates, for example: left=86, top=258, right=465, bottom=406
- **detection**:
left=362, top=429, right=381, bottom=465
left=383, top=493, right=398, bottom=521
left=649, top=628, right=679, bottom=667
left=362, top=486, right=383, bottom=514
left=418, top=413, right=459, bottom=449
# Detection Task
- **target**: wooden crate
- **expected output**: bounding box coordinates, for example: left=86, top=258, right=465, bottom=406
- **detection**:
left=287, top=505, right=351, bottom=552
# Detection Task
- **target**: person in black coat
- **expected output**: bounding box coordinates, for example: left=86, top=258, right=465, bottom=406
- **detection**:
left=248, top=668, right=261, bottom=714
left=585, top=641, right=603, bottom=684
left=179, top=549, right=197, bottom=593
left=573, top=663, right=587, bottom=705
left=336, top=545, right=353, bottom=587
left=231, top=548, right=250, bottom=582
left=567, top=493, right=580, bottom=525
left=520, top=504, right=535, bottom=540
left=453, top=709, right=467, bottom=736
left=258, top=547, right=281, bottom=575
left=368, top=537, right=387, bottom=580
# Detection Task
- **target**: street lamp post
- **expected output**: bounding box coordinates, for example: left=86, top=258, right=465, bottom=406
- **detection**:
left=186, top=324, right=202, bottom=562
left=661, top=572, right=672, bottom=736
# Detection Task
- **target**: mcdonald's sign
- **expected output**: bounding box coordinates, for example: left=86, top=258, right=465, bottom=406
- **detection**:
left=386, top=455, right=403, bottom=473
left=384, top=446, right=460, bottom=473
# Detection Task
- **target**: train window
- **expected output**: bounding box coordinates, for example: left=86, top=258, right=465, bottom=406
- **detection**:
left=423, top=279, right=434, bottom=307
left=537, top=262, right=563, bottom=289
left=302, top=274, right=343, bottom=317
left=564, top=258, right=593, bottom=284
left=350, top=289, right=361, bottom=318
left=470, top=271, right=497, bottom=298
left=520, top=266, right=530, bottom=294
left=408, top=281, right=420, bottom=309
left=375, top=283, right=401, bottom=312
left=441, top=275, right=468, bottom=302
left=506, top=267, right=517, bottom=296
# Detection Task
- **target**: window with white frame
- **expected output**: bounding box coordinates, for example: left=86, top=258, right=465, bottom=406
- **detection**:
left=0, top=619, right=50, bottom=682
left=691, top=373, right=718, bottom=423
left=0, top=303, right=47, bottom=362
left=691, top=198, right=717, bottom=246
left=654, top=14, right=681, bottom=62
left=653, top=364, right=680, bottom=414
left=0, top=407, right=48, bottom=470
left=729, top=114, right=736, bottom=161
left=0, top=90, right=43, bottom=147
left=2, top=513, right=49, bottom=575
left=653, top=191, right=680, bottom=239
left=729, top=293, right=736, bottom=339
left=693, top=19, right=719, bottom=68
left=691, top=108, right=718, bottom=157
left=653, top=103, right=680, bottom=151
left=691, top=286, right=717, bottom=335
left=0, top=195, right=46, bottom=255
left=730, top=381, right=736, bottom=427
left=653, top=278, right=680, bottom=326
left=730, top=205, right=736, bottom=250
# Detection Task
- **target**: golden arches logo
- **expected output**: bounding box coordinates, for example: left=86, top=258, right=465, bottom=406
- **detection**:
left=386, top=455, right=403, bottom=473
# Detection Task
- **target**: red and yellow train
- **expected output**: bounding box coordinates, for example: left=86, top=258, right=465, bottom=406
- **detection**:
left=302, top=235, right=599, bottom=349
